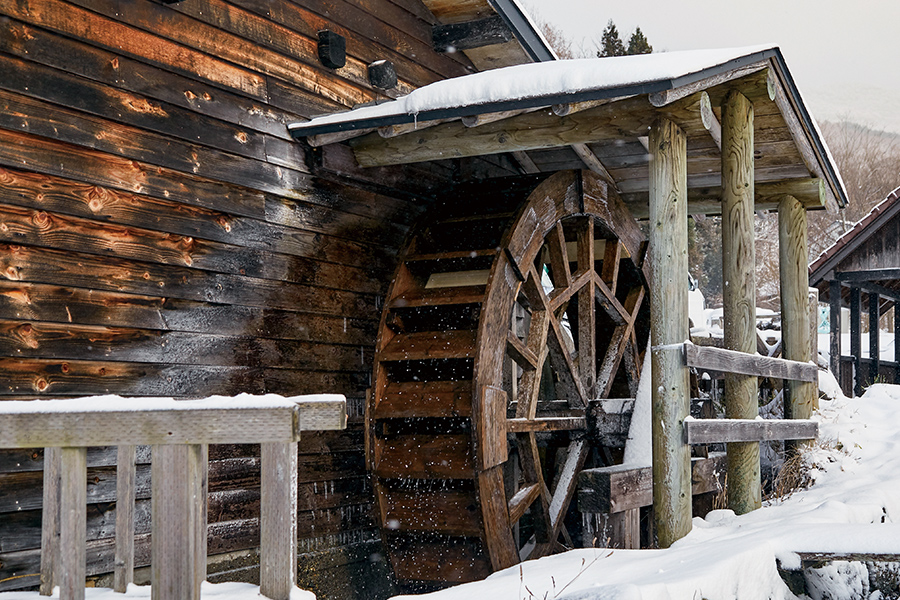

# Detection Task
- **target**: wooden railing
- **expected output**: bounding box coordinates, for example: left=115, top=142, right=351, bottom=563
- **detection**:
left=0, top=394, right=347, bottom=600
left=682, top=342, right=819, bottom=445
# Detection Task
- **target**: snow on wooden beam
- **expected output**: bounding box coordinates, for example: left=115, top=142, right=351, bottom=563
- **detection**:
left=0, top=395, right=347, bottom=447
left=577, top=453, right=725, bottom=514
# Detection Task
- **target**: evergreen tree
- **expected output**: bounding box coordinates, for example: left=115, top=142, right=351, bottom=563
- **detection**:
left=597, top=20, right=626, bottom=57
left=626, top=27, right=653, bottom=55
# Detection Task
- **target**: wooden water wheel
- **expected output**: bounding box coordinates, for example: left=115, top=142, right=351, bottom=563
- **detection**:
left=368, top=170, right=650, bottom=587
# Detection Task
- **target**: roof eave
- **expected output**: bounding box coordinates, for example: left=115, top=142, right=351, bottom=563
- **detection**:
left=288, top=49, right=780, bottom=139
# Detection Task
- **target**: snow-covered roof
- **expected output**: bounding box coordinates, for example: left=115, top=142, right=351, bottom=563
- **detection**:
left=290, top=46, right=777, bottom=136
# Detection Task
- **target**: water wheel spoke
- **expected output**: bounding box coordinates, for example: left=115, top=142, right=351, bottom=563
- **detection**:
left=550, top=269, right=591, bottom=313
left=574, top=218, right=597, bottom=397
left=596, top=285, right=646, bottom=397
left=546, top=221, right=572, bottom=290
left=601, top=240, right=622, bottom=294
left=596, top=324, right=630, bottom=398
left=548, top=315, right=588, bottom=407
left=507, top=483, right=541, bottom=524
left=516, top=342, right=549, bottom=419
left=593, top=272, right=629, bottom=325
left=533, top=439, right=589, bottom=557
left=515, top=432, right=551, bottom=542
left=506, top=330, right=538, bottom=371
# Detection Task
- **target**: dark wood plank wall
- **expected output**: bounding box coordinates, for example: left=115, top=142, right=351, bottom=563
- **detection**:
left=838, top=219, right=900, bottom=272
left=0, top=0, right=472, bottom=597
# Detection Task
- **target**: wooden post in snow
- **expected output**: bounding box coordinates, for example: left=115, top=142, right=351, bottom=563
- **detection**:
left=830, top=280, right=842, bottom=383
left=869, top=292, right=880, bottom=385
left=778, top=194, right=816, bottom=428
left=721, top=90, right=761, bottom=514
left=850, top=286, right=862, bottom=396
left=648, top=117, right=692, bottom=547
left=260, top=441, right=299, bottom=600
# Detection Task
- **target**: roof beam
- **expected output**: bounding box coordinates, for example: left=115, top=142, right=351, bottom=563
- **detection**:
left=621, top=178, right=826, bottom=218
left=349, top=93, right=712, bottom=167
left=432, top=15, right=513, bottom=52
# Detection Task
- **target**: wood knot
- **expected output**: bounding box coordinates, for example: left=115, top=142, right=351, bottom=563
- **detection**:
left=98, top=367, right=107, bottom=376
left=35, top=378, right=48, bottom=392
left=61, top=363, right=69, bottom=373
left=32, top=211, right=50, bottom=227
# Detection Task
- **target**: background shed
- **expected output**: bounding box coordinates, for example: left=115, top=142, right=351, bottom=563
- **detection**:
left=811, top=186, right=900, bottom=396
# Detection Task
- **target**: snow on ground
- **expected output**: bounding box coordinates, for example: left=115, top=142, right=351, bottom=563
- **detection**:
left=392, top=376, right=900, bottom=600
left=0, top=582, right=315, bottom=600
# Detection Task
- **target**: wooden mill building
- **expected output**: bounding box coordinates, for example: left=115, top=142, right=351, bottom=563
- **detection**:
left=0, top=0, right=846, bottom=597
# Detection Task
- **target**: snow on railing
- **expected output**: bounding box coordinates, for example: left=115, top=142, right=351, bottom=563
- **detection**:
left=0, top=394, right=347, bottom=600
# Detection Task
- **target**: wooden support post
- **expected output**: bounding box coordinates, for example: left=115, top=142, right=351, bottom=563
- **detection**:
left=721, top=90, right=761, bottom=515
left=810, top=288, right=819, bottom=364
left=260, top=441, right=299, bottom=600
left=895, top=303, right=900, bottom=384
left=114, top=445, right=136, bottom=593
left=778, top=195, right=815, bottom=423
left=648, top=117, right=691, bottom=547
left=810, top=287, right=820, bottom=411
left=830, top=280, right=842, bottom=381
left=40, top=447, right=61, bottom=596
left=151, top=444, right=205, bottom=600
left=607, top=509, right=640, bottom=549
left=850, top=286, right=862, bottom=396
left=59, top=447, right=87, bottom=600
left=870, top=292, right=880, bottom=385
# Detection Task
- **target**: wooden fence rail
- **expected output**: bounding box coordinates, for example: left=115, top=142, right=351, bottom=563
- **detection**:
left=0, top=394, right=347, bottom=600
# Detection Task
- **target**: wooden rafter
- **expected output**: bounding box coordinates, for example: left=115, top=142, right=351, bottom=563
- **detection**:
left=620, top=177, right=826, bottom=218
left=349, top=92, right=717, bottom=167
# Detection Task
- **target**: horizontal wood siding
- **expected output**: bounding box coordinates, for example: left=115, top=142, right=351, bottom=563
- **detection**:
left=0, top=0, right=467, bottom=597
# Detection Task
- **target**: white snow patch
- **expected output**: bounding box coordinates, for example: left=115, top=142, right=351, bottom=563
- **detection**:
left=0, top=582, right=315, bottom=600
left=390, top=384, right=900, bottom=600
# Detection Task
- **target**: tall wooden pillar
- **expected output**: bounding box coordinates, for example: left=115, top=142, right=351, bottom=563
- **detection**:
left=850, top=286, right=862, bottom=396
left=830, top=280, right=842, bottom=380
left=648, top=117, right=691, bottom=547
left=778, top=195, right=815, bottom=422
left=721, top=90, right=761, bottom=514
left=870, top=292, right=880, bottom=384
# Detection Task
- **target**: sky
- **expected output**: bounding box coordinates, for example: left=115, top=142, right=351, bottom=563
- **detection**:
left=528, top=0, right=900, bottom=134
